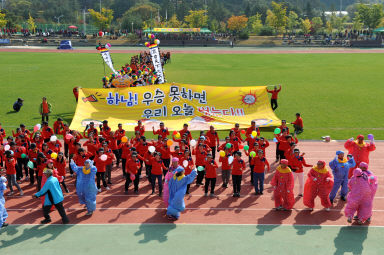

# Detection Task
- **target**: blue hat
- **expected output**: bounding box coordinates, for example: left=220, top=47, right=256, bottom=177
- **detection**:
left=336, top=150, right=344, bottom=155
left=199, top=136, right=206, bottom=140
left=85, top=159, right=93, bottom=166
left=175, top=166, right=184, bottom=173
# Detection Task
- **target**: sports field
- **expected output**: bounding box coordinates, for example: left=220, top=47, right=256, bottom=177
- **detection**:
left=1, top=47, right=383, bottom=254
left=0, top=48, right=384, bottom=139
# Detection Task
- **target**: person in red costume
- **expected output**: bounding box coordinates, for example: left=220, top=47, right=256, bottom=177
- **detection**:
left=303, top=161, right=333, bottom=211
left=267, top=85, right=281, bottom=111
left=271, top=159, right=294, bottom=210
left=344, top=134, right=376, bottom=178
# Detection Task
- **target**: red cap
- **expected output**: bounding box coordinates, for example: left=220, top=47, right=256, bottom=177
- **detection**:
left=280, top=159, right=289, bottom=165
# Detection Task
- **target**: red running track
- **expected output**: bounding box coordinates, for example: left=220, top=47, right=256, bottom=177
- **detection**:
left=4, top=141, right=383, bottom=226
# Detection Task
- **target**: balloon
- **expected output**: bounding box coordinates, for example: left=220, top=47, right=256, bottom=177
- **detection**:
left=148, top=146, right=156, bottom=153
left=51, top=152, right=58, bottom=159
left=226, top=143, right=232, bottom=149
left=239, top=144, right=244, bottom=149
left=27, top=161, right=34, bottom=169
left=183, top=160, right=188, bottom=168
left=173, top=130, right=178, bottom=135
left=175, top=133, right=181, bottom=139
left=100, top=154, right=108, bottom=161
left=33, top=125, right=39, bottom=132
left=167, top=140, right=173, bottom=146
left=21, top=153, right=27, bottom=159
left=154, top=39, right=160, bottom=45
left=367, top=134, right=374, bottom=140
left=151, top=34, right=155, bottom=39
left=274, top=128, right=281, bottom=135
left=190, top=139, right=197, bottom=147
left=50, top=135, right=57, bottom=142
left=121, top=136, right=128, bottom=143
left=148, top=34, right=152, bottom=39
left=98, top=31, right=103, bottom=37
left=219, top=150, right=225, bottom=157
left=250, top=151, right=256, bottom=158
left=228, top=156, right=234, bottom=164
left=197, top=166, right=204, bottom=172
left=130, top=174, right=135, bottom=181
left=251, top=131, right=257, bottom=137
left=241, top=130, right=246, bottom=134
left=65, top=134, right=73, bottom=140
left=244, top=145, right=249, bottom=151
left=144, top=42, right=150, bottom=47
left=4, top=145, right=10, bottom=151
left=36, top=123, right=41, bottom=130
left=106, top=43, right=111, bottom=48
left=273, top=137, right=278, bottom=142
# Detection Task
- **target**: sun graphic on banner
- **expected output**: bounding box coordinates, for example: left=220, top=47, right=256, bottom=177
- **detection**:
left=240, top=91, right=257, bottom=106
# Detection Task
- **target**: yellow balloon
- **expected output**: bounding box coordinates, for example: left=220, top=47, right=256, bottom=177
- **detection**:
left=251, top=131, right=257, bottom=137
left=219, top=150, right=225, bottom=157
left=51, top=152, right=58, bottom=159
left=175, top=133, right=181, bottom=139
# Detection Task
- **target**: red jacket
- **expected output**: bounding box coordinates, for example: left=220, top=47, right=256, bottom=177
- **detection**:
left=267, top=88, right=281, bottom=99
left=292, top=117, right=303, bottom=128
left=126, top=158, right=141, bottom=175
left=48, top=141, right=62, bottom=153
left=41, top=126, right=54, bottom=140
left=179, top=129, right=192, bottom=142
left=251, top=157, right=270, bottom=173
left=151, top=159, right=166, bottom=175
left=53, top=121, right=64, bottom=134
left=114, top=129, right=126, bottom=141
left=94, top=156, right=107, bottom=172
left=231, top=158, right=245, bottom=175
left=193, top=149, right=208, bottom=166
left=5, top=158, right=16, bottom=175
left=54, top=159, right=66, bottom=176
left=245, top=126, right=260, bottom=138
left=287, top=155, right=311, bottom=173
left=219, top=153, right=231, bottom=170
left=205, top=131, right=219, bottom=147
left=83, top=140, right=99, bottom=156
left=134, top=125, right=145, bottom=136
left=153, top=128, right=169, bottom=138
left=180, top=156, right=194, bottom=175
left=205, top=159, right=218, bottom=178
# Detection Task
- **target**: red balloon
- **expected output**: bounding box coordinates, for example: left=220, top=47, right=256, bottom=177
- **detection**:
left=241, top=130, right=246, bottom=134
left=239, top=144, right=244, bottom=149
left=173, top=131, right=178, bottom=135
left=98, top=31, right=103, bottom=37
left=130, top=174, right=135, bottom=181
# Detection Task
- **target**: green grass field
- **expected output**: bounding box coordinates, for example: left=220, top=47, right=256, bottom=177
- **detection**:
left=1, top=51, right=383, bottom=139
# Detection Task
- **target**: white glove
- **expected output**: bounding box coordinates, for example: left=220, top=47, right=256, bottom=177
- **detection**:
left=349, top=137, right=354, bottom=141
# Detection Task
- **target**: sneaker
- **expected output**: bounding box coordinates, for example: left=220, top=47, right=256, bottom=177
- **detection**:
left=65, top=189, right=70, bottom=193
left=366, top=217, right=371, bottom=223
left=62, top=219, right=70, bottom=224
left=347, top=217, right=352, bottom=223
left=325, top=208, right=330, bottom=212
left=330, top=199, right=334, bottom=204
left=134, top=190, right=138, bottom=194
left=85, top=211, right=93, bottom=216
left=19, top=191, right=24, bottom=196
left=151, top=191, right=155, bottom=195
left=353, top=216, right=359, bottom=221
left=204, top=193, right=208, bottom=197
left=260, top=192, right=263, bottom=195
left=41, top=219, right=52, bottom=224
left=24, top=176, right=29, bottom=181
left=70, top=174, right=74, bottom=177
left=254, top=192, right=259, bottom=195
left=210, top=193, right=216, bottom=197
left=106, top=187, right=110, bottom=190
left=8, top=192, right=13, bottom=196
left=357, top=220, right=363, bottom=225
left=107, top=182, right=112, bottom=185
left=232, top=193, right=237, bottom=197
left=298, top=194, right=303, bottom=197
left=186, top=191, right=190, bottom=194
left=308, top=208, right=314, bottom=211
left=159, top=192, right=162, bottom=197
left=221, top=184, right=226, bottom=188
left=98, top=188, right=101, bottom=192
left=124, top=191, right=129, bottom=195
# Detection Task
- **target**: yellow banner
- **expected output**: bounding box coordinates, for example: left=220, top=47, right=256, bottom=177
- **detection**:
left=69, top=83, right=281, bottom=131
left=153, top=28, right=201, bottom=33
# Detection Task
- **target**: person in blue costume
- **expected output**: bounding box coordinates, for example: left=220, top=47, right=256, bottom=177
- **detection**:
left=70, top=159, right=98, bottom=216
left=166, top=166, right=197, bottom=220
left=329, top=150, right=356, bottom=203
left=33, top=168, right=69, bottom=224
left=0, top=176, right=8, bottom=228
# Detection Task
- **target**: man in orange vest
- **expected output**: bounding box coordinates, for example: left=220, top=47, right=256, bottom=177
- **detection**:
left=40, top=97, right=52, bottom=123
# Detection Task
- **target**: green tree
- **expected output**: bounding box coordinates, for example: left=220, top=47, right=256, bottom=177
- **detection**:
left=248, top=13, right=263, bottom=34
left=167, top=14, right=182, bottom=27
left=330, top=13, right=347, bottom=32
left=352, top=16, right=363, bottom=31
left=356, top=3, right=384, bottom=30
left=311, top=17, right=323, bottom=34
left=266, top=1, right=287, bottom=34
left=88, top=8, right=114, bottom=30
left=287, top=11, right=298, bottom=33
left=184, top=10, right=208, bottom=28
left=301, top=18, right=311, bottom=34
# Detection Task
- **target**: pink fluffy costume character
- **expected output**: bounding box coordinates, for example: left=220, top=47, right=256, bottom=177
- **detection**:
left=303, top=161, right=334, bottom=211
left=345, top=168, right=378, bottom=224
left=163, top=158, right=179, bottom=207
left=344, top=135, right=376, bottom=178
left=271, top=159, right=295, bottom=210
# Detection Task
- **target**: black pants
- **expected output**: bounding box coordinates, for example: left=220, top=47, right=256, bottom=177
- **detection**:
left=210, top=147, right=216, bottom=159
left=275, top=143, right=285, bottom=161
left=186, top=184, right=191, bottom=194
left=17, top=158, right=28, bottom=179
left=113, top=149, right=120, bottom=166
left=271, top=99, right=278, bottom=111
left=43, top=202, right=69, bottom=223
left=163, top=158, right=170, bottom=168
left=146, top=165, right=152, bottom=183
left=293, top=125, right=304, bottom=135
left=232, top=175, right=242, bottom=194
left=125, top=173, right=140, bottom=192
left=37, top=176, right=42, bottom=191
left=60, top=177, right=69, bottom=193
left=138, top=159, right=143, bottom=176
left=64, top=143, right=69, bottom=158
left=96, top=172, right=107, bottom=189
left=121, top=158, right=127, bottom=176
left=250, top=165, right=254, bottom=183
left=205, top=178, right=216, bottom=194
left=151, top=174, right=163, bottom=193
left=29, top=167, right=37, bottom=185
left=196, top=166, right=205, bottom=185
left=41, top=114, right=49, bottom=122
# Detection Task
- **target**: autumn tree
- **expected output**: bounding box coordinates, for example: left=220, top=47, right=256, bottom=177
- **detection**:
left=88, top=8, right=114, bottom=30
left=27, top=14, right=36, bottom=33
left=167, top=14, right=182, bottom=27
left=184, top=10, right=208, bottom=28
left=311, top=17, right=323, bottom=34
left=266, top=1, right=287, bottom=34
left=301, top=18, right=311, bottom=34
left=227, top=15, right=248, bottom=34
left=0, top=12, right=7, bottom=29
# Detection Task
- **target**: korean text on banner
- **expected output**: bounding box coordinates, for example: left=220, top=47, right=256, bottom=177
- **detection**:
left=149, top=45, right=165, bottom=84
left=69, top=83, right=281, bottom=131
